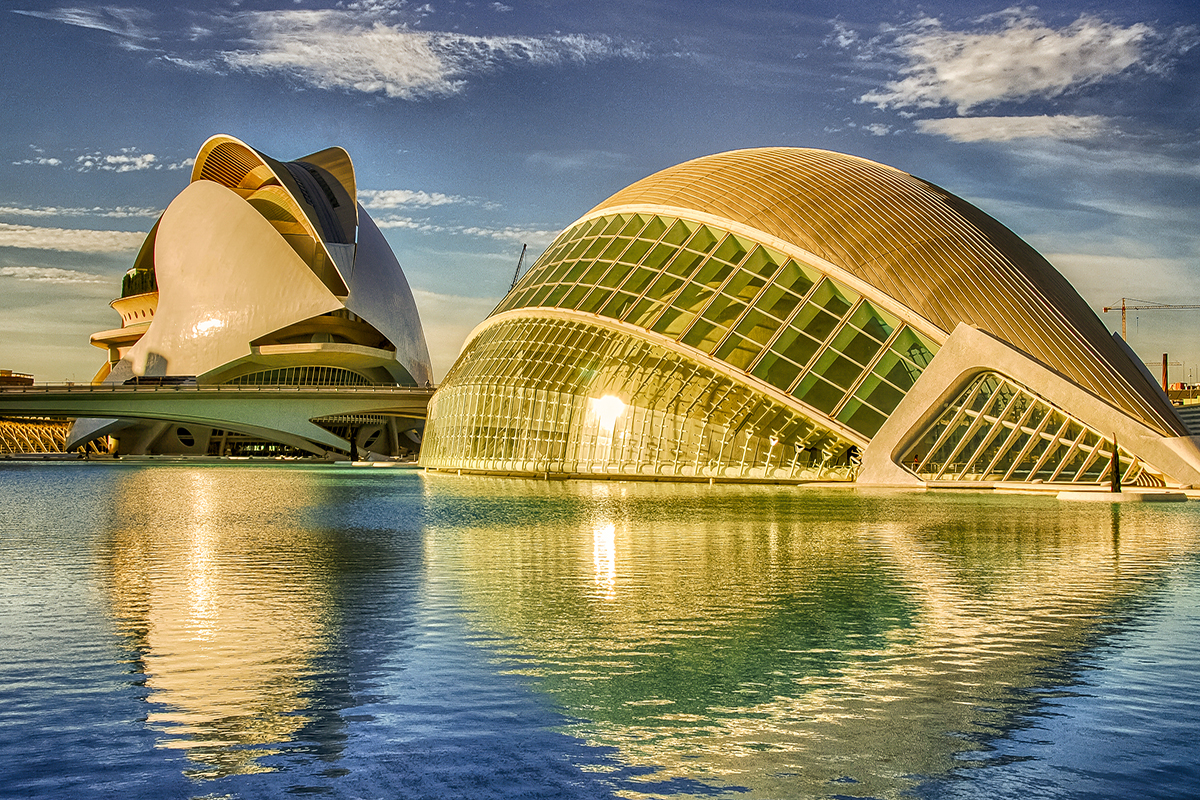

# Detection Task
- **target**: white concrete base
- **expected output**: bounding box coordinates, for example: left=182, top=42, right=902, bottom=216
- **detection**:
left=1056, top=490, right=1187, bottom=503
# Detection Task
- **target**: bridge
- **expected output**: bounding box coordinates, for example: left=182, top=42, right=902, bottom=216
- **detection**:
left=0, top=383, right=436, bottom=455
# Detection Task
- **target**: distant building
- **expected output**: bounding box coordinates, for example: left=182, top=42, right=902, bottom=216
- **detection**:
left=68, top=135, right=432, bottom=457
left=421, top=147, right=1200, bottom=487
left=0, top=370, right=34, bottom=387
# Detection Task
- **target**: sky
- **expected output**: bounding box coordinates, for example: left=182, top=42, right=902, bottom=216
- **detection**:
left=1, top=1, right=1199, bottom=383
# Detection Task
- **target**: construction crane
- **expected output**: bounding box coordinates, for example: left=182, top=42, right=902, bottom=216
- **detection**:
left=1102, top=298, right=1200, bottom=340
left=509, top=243, right=527, bottom=292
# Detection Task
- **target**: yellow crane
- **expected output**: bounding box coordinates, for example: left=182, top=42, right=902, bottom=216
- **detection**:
left=1102, top=298, right=1200, bottom=340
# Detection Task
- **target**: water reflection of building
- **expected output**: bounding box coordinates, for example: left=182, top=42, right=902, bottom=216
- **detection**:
left=421, top=148, right=1200, bottom=488
left=100, top=469, right=345, bottom=779
left=430, top=478, right=1198, bottom=797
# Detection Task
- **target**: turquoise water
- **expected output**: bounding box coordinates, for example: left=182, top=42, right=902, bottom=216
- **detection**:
left=1, top=463, right=1198, bottom=799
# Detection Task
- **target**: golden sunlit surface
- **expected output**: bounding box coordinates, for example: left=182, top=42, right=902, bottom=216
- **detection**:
left=99, top=468, right=338, bottom=779
left=423, top=476, right=1200, bottom=799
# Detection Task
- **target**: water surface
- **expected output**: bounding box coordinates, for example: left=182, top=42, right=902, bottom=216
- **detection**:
left=1, top=463, right=1197, bottom=798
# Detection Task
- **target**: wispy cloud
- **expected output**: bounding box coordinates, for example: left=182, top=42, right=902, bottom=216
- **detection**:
left=0, top=222, right=145, bottom=253
left=916, top=114, right=1112, bottom=142
left=0, top=204, right=161, bottom=219
left=359, top=188, right=469, bottom=209
left=854, top=9, right=1196, bottom=114
left=13, top=146, right=193, bottom=173
left=18, top=5, right=646, bottom=100
left=0, top=266, right=109, bottom=284
left=373, top=214, right=558, bottom=246
left=14, top=7, right=154, bottom=39
left=220, top=10, right=643, bottom=99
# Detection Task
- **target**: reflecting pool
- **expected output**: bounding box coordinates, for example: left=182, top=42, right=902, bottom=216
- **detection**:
left=1, top=463, right=1198, bottom=798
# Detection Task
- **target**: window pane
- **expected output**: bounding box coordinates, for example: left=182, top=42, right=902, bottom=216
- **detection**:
left=792, top=303, right=839, bottom=343
left=733, top=309, right=780, bottom=345
left=752, top=352, right=803, bottom=391
left=724, top=268, right=768, bottom=303
left=793, top=373, right=845, bottom=414
left=714, top=335, right=763, bottom=371
left=772, top=326, right=821, bottom=367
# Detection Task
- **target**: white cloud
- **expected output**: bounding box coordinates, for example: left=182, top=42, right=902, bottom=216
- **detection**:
left=13, top=146, right=193, bottom=173
left=0, top=205, right=161, bottom=219
left=0, top=266, right=109, bottom=284
left=12, top=156, right=63, bottom=167
left=371, top=214, right=558, bottom=246
left=0, top=222, right=145, bottom=253
left=359, top=188, right=468, bottom=208
left=858, top=9, right=1193, bottom=113
left=916, top=114, right=1112, bottom=142
left=220, top=10, right=642, bottom=99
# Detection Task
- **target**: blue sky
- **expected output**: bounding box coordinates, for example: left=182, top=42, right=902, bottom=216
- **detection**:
left=2, top=1, right=1198, bottom=382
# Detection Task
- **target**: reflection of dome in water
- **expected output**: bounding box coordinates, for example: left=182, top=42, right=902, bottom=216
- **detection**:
left=421, top=148, right=1200, bottom=488
left=435, top=480, right=1185, bottom=797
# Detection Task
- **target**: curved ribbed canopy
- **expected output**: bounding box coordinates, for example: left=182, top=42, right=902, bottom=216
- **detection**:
left=590, top=147, right=1184, bottom=437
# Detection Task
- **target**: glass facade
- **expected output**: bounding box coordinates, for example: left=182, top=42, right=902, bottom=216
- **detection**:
left=903, top=372, right=1165, bottom=486
left=496, top=213, right=938, bottom=439
left=421, top=317, right=861, bottom=480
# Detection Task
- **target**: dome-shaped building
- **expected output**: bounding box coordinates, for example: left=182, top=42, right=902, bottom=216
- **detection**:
left=421, top=148, right=1200, bottom=487
left=71, top=135, right=432, bottom=457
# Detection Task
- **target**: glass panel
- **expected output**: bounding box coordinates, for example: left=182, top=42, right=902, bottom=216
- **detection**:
left=751, top=352, right=803, bottom=392
left=810, top=348, right=865, bottom=391
left=619, top=267, right=657, bottom=296
left=626, top=298, right=664, bottom=328
left=661, top=219, right=693, bottom=247
left=711, top=235, right=750, bottom=265
left=577, top=287, right=614, bottom=314
left=639, top=216, right=668, bottom=241
left=680, top=320, right=726, bottom=354
left=544, top=283, right=570, bottom=307
left=723, top=268, right=768, bottom=303
left=733, top=309, right=781, bottom=346
left=811, top=279, right=857, bottom=318
left=830, top=323, right=884, bottom=367
left=701, top=295, right=746, bottom=328
left=771, top=326, right=821, bottom=369
left=581, top=238, right=607, bottom=260
left=600, top=238, right=629, bottom=261
left=775, top=260, right=818, bottom=297
left=580, top=260, right=610, bottom=285
left=561, top=284, right=589, bottom=310
left=685, top=226, right=719, bottom=254
left=753, top=284, right=801, bottom=322
left=692, top=259, right=734, bottom=289
left=847, top=301, right=897, bottom=342
left=740, top=246, right=780, bottom=279
left=666, top=250, right=705, bottom=278
left=837, top=397, right=888, bottom=439
left=621, top=239, right=653, bottom=265
left=793, top=373, right=845, bottom=415
left=672, top=283, right=715, bottom=314
left=791, top=303, right=840, bottom=344
left=650, top=306, right=695, bottom=338
left=647, top=273, right=684, bottom=299
left=599, top=292, right=635, bottom=320
left=853, top=372, right=905, bottom=417
left=618, top=215, right=646, bottom=238
left=600, top=216, right=627, bottom=236
left=714, top=335, right=763, bottom=371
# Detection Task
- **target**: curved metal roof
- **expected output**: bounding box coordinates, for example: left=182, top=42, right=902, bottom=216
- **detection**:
left=589, top=147, right=1184, bottom=437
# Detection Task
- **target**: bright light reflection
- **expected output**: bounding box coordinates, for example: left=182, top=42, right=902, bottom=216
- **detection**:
left=589, top=395, right=627, bottom=431
left=593, top=523, right=616, bottom=601
left=193, top=317, right=225, bottom=336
